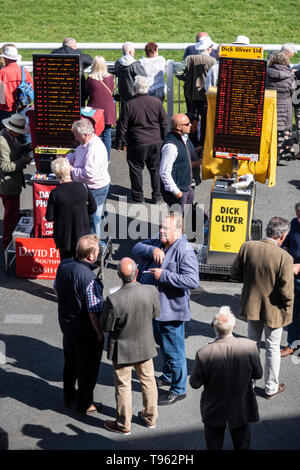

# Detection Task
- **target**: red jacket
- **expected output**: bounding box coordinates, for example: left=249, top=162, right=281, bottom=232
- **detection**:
left=0, top=62, right=34, bottom=112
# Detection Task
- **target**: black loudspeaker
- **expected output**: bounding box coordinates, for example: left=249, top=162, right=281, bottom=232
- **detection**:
left=251, top=219, right=263, bottom=240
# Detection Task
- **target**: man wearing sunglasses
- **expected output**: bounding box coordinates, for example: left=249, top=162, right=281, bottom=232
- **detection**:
left=159, top=113, right=194, bottom=213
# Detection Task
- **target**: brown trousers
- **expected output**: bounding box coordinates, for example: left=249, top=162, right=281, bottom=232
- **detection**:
left=113, top=358, right=158, bottom=431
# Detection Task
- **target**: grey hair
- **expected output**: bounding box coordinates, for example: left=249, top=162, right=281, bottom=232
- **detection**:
left=212, top=306, right=236, bottom=338
left=122, top=41, right=134, bottom=55
left=266, top=216, right=290, bottom=239
left=51, top=157, right=71, bottom=181
left=63, top=37, right=76, bottom=48
left=281, top=43, right=296, bottom=55
left=118, top=259, right=137, bottom=283
left=268, top=51, right=290, bottom=67
left=72, top=118, right=95, bottom=136
left=134, top=75, right=149, bottom=94
left=164, top=212, right=184, bottom=232
left=295, top=202, right=300, bottom=211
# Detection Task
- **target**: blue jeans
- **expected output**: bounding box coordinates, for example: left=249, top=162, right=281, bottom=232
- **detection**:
left=153, top=319, right=187, bottom=395
left=100, top=125, right=111, bottom=162
left=89, top=184, right=110, bottom=240
left=287, top=281, right=300, bottom=347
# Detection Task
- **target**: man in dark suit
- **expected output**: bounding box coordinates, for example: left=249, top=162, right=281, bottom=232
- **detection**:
left=101, top=257, right=160, bottom=435
left=190, top=306, right=263, bottom=450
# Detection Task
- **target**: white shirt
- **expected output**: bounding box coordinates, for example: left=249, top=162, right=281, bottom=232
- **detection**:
left=160, top=134, right=188, bottom=195
left=67, top=134, right=110, bottom=189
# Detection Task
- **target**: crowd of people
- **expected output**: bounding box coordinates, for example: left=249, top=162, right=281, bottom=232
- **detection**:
left=0, top=35, right=300, bottom=450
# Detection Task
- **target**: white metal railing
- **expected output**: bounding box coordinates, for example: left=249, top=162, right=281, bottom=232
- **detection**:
left=3, top=42, right=300, bottom=51
left=6, top=42, right=300, bottom=127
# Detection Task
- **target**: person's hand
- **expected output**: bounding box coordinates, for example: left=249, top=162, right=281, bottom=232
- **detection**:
left=153, top=247, right=165, bottom=265
left=149, top=268, right=163, bottom=280
left=24, top=155, right=32, bottom=165
left=175, top=191, right=183, bottom=199
left=293, top=264, right=300, bottom=275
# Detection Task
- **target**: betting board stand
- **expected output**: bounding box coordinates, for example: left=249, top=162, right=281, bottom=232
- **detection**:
left=198, top=46, right=267, bottom=280
left=5, top=54, right=111, bottom=279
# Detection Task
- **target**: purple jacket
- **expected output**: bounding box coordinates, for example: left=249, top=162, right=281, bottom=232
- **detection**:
left=132, top=234, right=199, bottom=322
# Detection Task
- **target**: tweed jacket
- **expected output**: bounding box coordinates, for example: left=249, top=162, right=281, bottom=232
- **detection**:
left=100, top=281, right=160, bottom=365
left=184, top=53, right=216, bottom=101
left=190, top=336, right=263, bottom=429
left=0, top=129, right=27, bottom=196
left=231, top=239, right=294, bottom=328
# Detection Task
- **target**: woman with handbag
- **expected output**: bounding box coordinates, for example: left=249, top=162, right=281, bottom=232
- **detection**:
left=85, top=56, right=116, bottom=161
left=45, top=158, right=96, bottom=260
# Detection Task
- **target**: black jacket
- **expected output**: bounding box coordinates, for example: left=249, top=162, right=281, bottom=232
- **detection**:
left=55, top=258, right=102, bottom=332
left=114, top=59, right=146, bottom=102
left=116, top=93, right=168, bottom=149
left=51, top=45, right=92, bottom=71
left=45, top=181, right=96, bottom=254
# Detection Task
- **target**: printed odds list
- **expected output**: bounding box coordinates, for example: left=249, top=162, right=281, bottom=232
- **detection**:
left=33, top=54, right=81, bottom=148
left=214, top=57, right=266, bottom=160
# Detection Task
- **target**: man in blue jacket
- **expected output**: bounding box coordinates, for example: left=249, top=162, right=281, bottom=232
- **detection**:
left=132, top=213, right=199, bottom=405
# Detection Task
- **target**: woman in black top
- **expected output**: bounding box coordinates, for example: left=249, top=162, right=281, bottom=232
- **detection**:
left=46, top=157, right=96, bottom=259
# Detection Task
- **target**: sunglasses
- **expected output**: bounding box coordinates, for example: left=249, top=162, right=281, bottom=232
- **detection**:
left=180, top=121, right=191, bottom=126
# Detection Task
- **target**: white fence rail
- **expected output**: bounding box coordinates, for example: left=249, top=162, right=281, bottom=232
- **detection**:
left=5, top=43, right=300, bottom=126
left=3, top=42, right=300, bottom=51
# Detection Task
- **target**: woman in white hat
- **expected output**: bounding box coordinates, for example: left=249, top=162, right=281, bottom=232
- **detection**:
left=0, top=114, right=32, bottom=249
left=0, top=45, right=33, bottom=129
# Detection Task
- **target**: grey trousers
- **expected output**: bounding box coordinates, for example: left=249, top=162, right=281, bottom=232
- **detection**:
left=248, top=320, right=283, bottom=395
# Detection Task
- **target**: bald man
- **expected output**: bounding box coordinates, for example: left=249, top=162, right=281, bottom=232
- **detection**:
left=101, top=257, right=160, bottom=435
left=183, top=32, right=211, bottom=60
left=190, top=306, right=263, bottom=450
left=159, top=113, right=194, bottom=212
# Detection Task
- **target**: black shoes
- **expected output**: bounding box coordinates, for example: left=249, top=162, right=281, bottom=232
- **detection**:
left=158, top=392, right=186, bottom=406
left=155, top=376, right=171, bottom=387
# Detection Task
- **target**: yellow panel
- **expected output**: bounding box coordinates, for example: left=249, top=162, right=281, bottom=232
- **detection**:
left=220, top=45, right=264, bottom=59
left=210, top=198, right=249, bottom=253
left=202, top=88, right=277, bottom=187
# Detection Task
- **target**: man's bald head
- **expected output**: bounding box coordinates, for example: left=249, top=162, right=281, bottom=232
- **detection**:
left=118, top=257, right=138, bottom=283
left=171, top=113, right=191, bottom=135
left=196, top=31, right=209, bottom=42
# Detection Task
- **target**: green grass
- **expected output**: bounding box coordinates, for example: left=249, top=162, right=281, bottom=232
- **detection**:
left=2, top=0, right=300, bottom=114
left=2, top=0, right=300, bottom=62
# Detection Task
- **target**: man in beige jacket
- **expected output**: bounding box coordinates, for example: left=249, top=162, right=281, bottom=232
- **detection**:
left=231, top=216, right=294, bottom=399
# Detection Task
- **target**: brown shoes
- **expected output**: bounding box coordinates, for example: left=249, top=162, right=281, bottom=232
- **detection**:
left=281, top=346, right=297, bottom=357
left=265, top=383, right=286, bottom=400
left=104, top=420, right=131, bottom=435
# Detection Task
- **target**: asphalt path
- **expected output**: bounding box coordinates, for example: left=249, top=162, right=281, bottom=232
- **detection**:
left=0, top=147, right=300, bottom=455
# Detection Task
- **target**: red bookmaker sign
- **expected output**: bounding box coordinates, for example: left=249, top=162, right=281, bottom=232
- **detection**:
left=33, top=182, right=57, bottom=237
left=15, top=238, right=60, bottom=279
